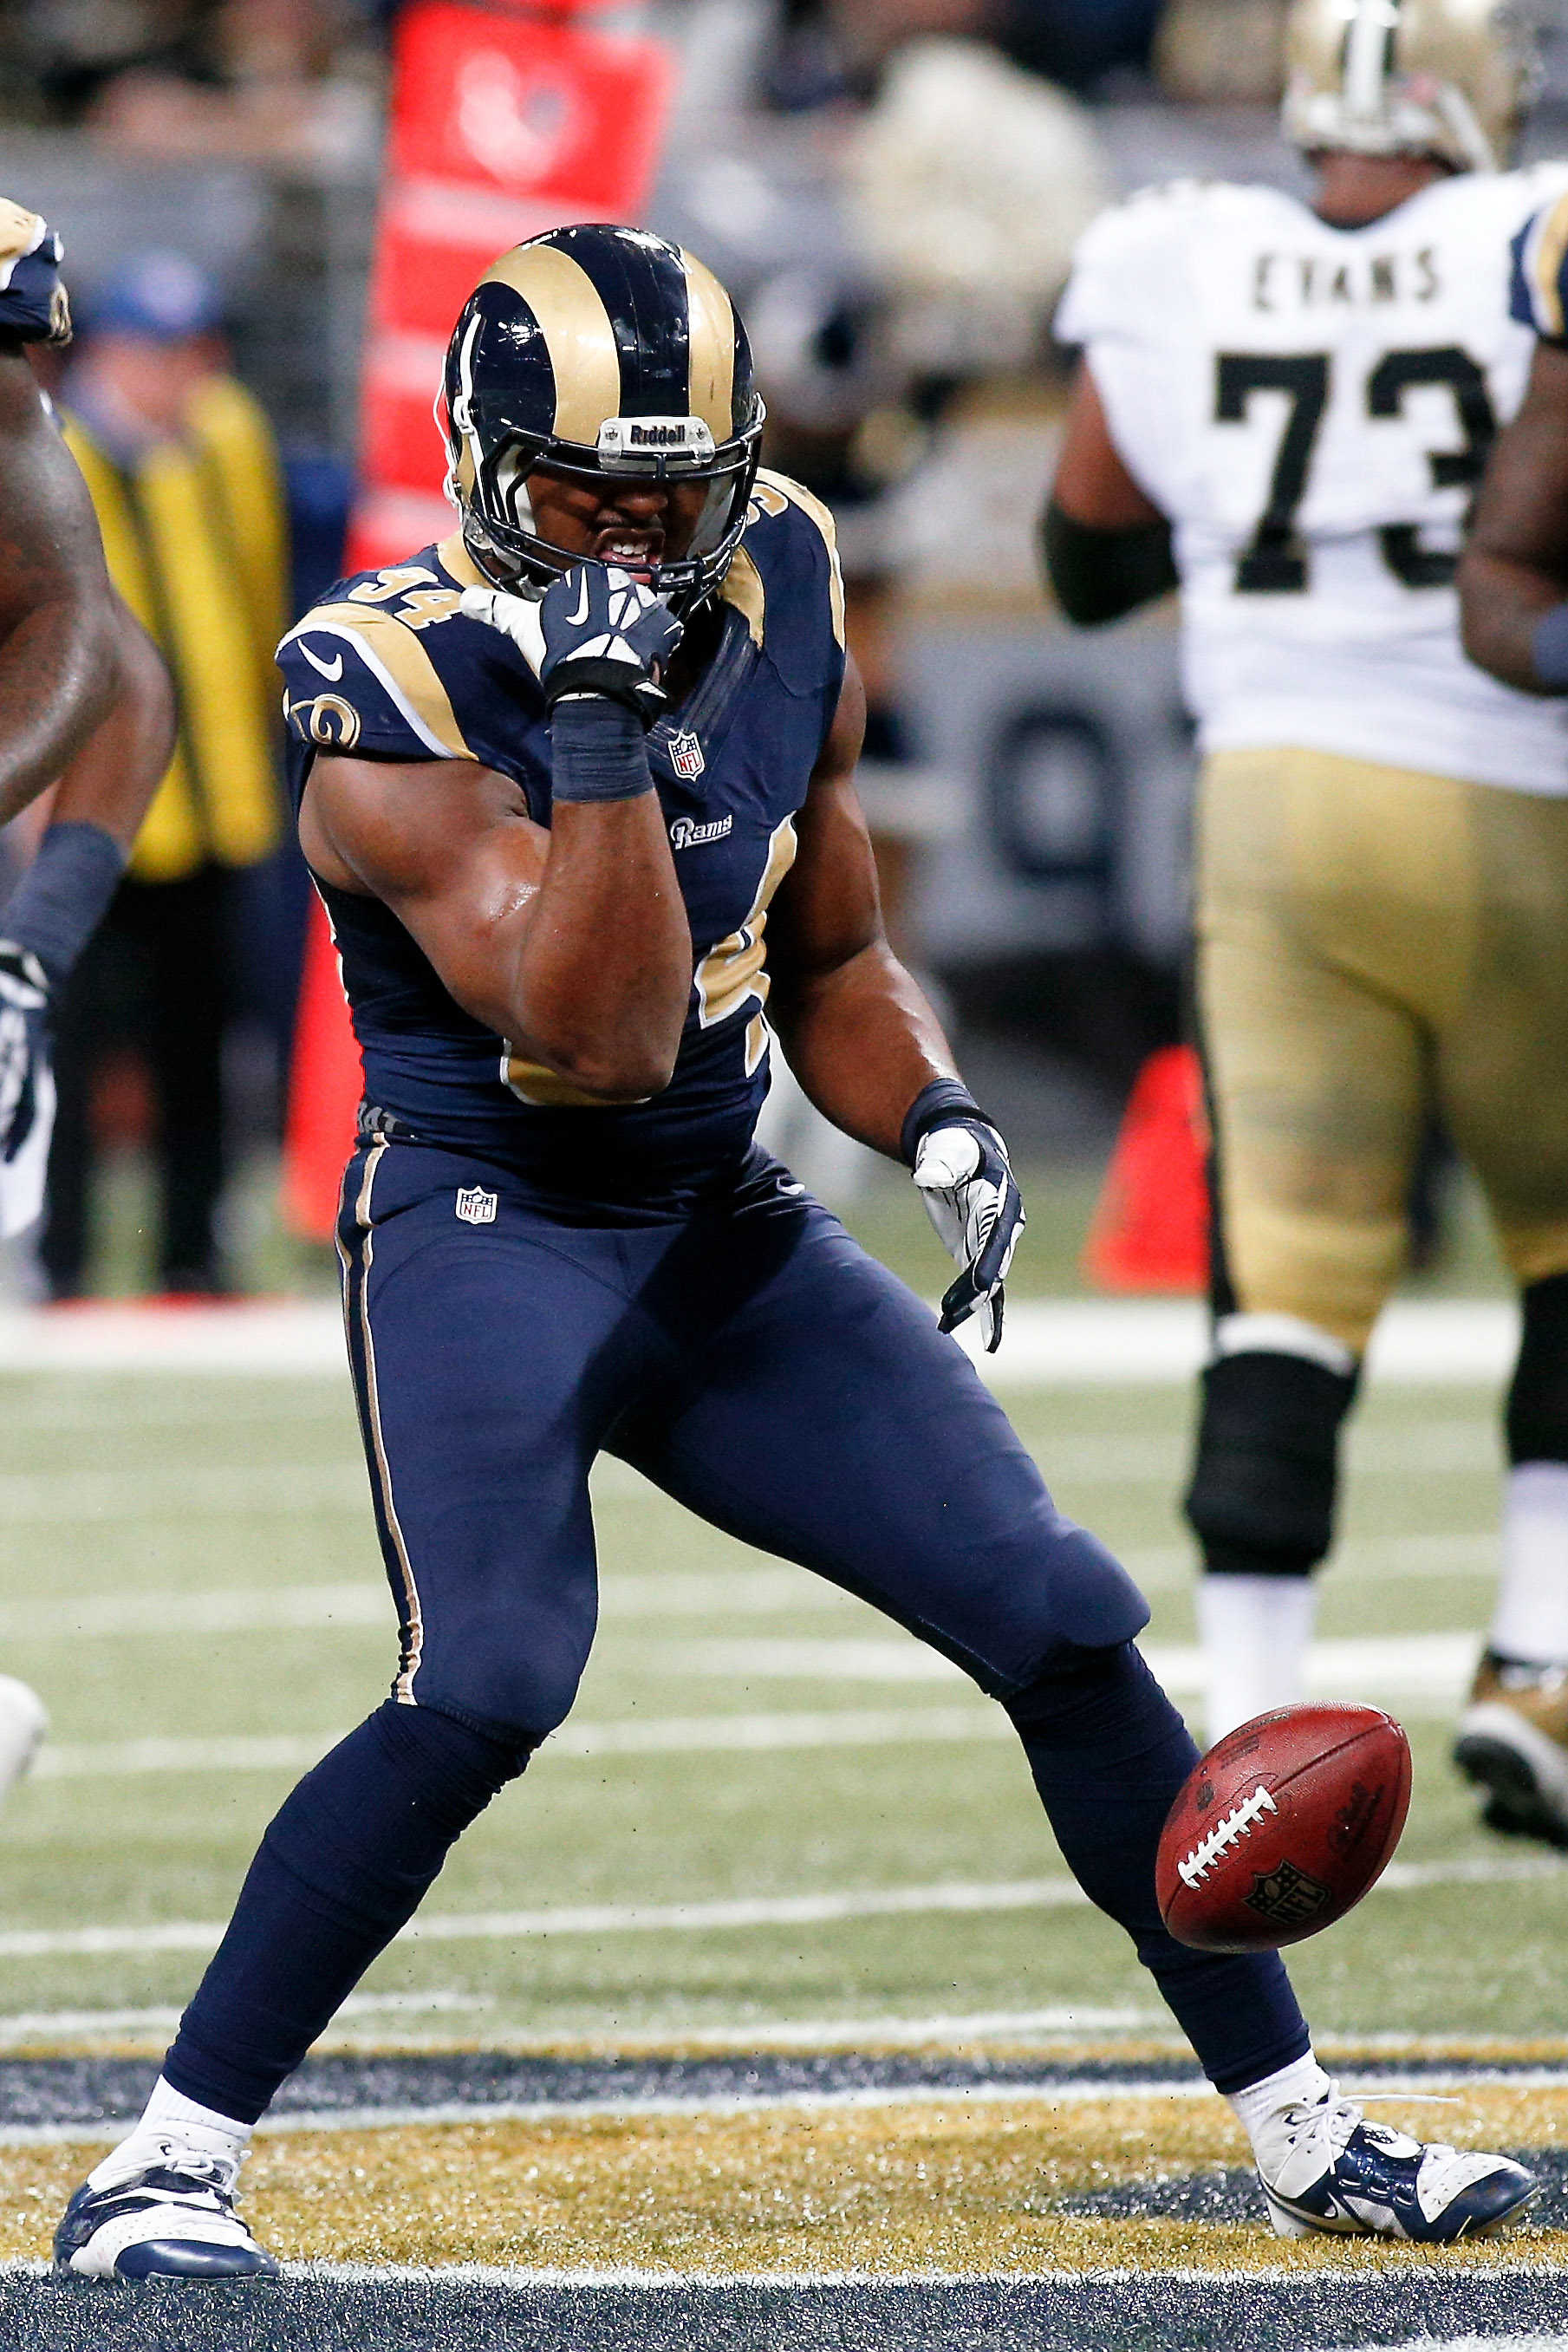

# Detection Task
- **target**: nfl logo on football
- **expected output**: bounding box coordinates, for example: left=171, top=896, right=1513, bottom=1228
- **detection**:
left=669, top=730, right=705, bottom=780
left=454, top=1185, right=498, bottom=1226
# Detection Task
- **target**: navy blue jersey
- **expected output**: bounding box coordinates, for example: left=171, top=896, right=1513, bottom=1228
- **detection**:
left=0, top=202, right=68, bottom=343
left=279, top=473, right=846, bottom=1213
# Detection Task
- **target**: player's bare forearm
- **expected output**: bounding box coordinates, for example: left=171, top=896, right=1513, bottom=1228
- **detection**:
left=302, top=752, right=691, bottom=1102
left=0, top=349, right=120, bottom=820
left=769, top=652, right=959, bottom=1157
left=1460, top=342, right=1568, bottom=692
left=49, top=602, right=175, bottom=848
left=773, top=938, right=956, bottom=1159
left=509, top=795, right=691, bottom=1098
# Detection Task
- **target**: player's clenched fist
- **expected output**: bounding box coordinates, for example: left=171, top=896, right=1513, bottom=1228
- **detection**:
left=461, top=565, right=682, bottom=729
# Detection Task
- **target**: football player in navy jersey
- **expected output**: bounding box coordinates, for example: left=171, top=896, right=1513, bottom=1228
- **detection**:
left=55, top=225, right=1532, bottom=2279
left=0, top=199, right=171, bottom=1801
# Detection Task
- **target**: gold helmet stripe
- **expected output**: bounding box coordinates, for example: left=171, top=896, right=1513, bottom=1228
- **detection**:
left=481, top=242, right=622, bottom=448
left=680, top=249, right=737, bottom=440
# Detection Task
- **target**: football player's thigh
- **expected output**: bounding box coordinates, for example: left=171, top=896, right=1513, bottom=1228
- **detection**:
left=621, top=1208, right=1148, bottom=1697
left=1442, top=786, right=1568, bottom=1289
left=339, top=1143, right=640, bottom=1738
left=1198, top=749, right=1426, bottom=1353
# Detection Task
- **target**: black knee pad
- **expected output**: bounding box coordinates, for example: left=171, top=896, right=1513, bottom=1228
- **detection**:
left=1185, top=1350, right=1358, bottom=1579
left=1507, top=1274, right=1568, bottom=1468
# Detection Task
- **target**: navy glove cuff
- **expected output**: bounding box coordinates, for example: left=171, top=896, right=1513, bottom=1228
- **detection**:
left=2, top=821, right=126, bottom=987
left=900, top=1077, right=989, bottom=1168
left=543, top=658, right=667, bottom=729
left=549, top=695, right=656, bottom=805
left=1532, top=603, right=1568, bottom=691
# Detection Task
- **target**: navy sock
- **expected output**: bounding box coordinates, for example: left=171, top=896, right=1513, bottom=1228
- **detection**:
left=164, top=1702, right=530, bottom=2123
left=1006, top=1642, right=1311, bottom=2095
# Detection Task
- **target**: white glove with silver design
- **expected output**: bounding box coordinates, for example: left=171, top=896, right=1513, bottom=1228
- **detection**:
left=461, top=563, right=680, bottom=729
left=905, top=1083, right=1025, bottom=1354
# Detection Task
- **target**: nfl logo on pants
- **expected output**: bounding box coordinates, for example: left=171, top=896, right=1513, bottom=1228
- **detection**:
left=455, top=1185, right=498, bottom=1226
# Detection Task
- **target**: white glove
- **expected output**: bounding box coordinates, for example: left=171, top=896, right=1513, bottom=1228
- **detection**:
left=0, top=943, right=55, bottom=1239
left=462, top=563, right=681, bottom=727
left=913, top=1117, right=1025, bottom=1353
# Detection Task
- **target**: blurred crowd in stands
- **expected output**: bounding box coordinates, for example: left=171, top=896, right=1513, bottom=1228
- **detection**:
left=0, top=0, right=1285, bottom=140
left=0, top=0, right=1324, bottom=1292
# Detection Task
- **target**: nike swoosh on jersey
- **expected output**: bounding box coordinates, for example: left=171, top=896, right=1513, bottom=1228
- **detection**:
left=299, top=642, right=345, bottom=682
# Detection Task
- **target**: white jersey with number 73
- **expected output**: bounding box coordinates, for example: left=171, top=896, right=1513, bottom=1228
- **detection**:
left=1057, top=166, right=1568, bottom=795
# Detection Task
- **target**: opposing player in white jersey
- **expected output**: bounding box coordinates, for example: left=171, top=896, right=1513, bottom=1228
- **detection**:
left=1047, top=0, right=1568, bottom=1834
left=0, top=205, right=172, bottom=1801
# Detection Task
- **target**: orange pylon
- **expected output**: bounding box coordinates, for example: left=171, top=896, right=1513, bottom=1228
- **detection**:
left=1083, top=1044, right=1209, bottom=1293
left=282, top=895, right=362, bottom=1241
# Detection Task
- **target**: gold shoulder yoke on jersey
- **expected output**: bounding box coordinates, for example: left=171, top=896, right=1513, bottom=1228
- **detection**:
left=285, top=602, right=475, bottom=762
left=1528, top=192, right=1568, bottom=341
left=752, top=469, right=846, bottom=649
left=720, top=548, right=764, bottom=648
left=0, top=199, right=43, bottom=270
left=438, top=531, right=488, bottom=589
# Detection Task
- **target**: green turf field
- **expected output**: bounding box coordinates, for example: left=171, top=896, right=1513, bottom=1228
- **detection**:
left=0, top=1160, right=1550, bottom=2059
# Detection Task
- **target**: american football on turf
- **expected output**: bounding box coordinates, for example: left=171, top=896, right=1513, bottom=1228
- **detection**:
left=1156, top=1704, right=1412, bottom=1953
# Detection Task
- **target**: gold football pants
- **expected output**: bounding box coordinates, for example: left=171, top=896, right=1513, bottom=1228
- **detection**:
left=1196, top=746, right=1568, bottom=1356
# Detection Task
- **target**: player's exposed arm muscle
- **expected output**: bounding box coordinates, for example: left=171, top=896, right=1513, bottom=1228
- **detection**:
left=1042, top=362, right=1177, bottom=627
left=767, top=652, right=959, bottom=1158
left=299, top=750, right=693, bottom=1104
left=1458, top=341, right=1568, bottom=693
left=0, top=348, right=120, bottom=822
left=49, top=597, right=175, bottom=847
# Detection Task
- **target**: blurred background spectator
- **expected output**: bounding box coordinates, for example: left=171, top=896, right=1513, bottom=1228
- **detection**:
left=44, top=251, right=284, bottom=1297
left=0, top=0, right=1555, bottom=1297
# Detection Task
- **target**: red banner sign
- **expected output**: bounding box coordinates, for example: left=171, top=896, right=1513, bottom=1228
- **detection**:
left=283, top=3, right=673, bottom=1237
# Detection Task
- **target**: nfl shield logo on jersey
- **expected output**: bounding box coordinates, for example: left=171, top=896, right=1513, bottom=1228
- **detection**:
left=669, top=730, right=706, bottom=780
left=455, top=1186, right=498, bottom=1226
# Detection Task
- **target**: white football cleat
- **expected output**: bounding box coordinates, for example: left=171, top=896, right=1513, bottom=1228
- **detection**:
left=0, top=1674, right=46, bottom=1803
left=1259, top=2086, right=1536, bottom=2242
left=54, top=2142, right=277, bottom=2281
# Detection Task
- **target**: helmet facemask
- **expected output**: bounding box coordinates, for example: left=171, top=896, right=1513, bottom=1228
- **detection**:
left=471, top=423, right=763, bottom=614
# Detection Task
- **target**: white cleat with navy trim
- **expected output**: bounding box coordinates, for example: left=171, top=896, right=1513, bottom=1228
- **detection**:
left=54, top=2143, right=277, bottom=2281
left=1259, top=2088, right=1536, bottom=2242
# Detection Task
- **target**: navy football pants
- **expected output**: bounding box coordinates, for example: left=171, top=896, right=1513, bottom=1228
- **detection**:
left=166, top=1140, right=1308, bottom=2120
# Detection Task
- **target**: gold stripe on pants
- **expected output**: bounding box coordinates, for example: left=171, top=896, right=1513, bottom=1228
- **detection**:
left=1197, top=746, right=1568, bottom=1354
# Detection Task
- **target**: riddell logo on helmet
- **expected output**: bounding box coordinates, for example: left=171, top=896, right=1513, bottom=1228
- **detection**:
left=628, top=423, right=688, bottom=447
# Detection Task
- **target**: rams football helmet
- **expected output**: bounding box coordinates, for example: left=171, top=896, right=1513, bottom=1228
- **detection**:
left=442, top=224, right=764, bottom=615
left=1283, top=0, right=1531, bottom=173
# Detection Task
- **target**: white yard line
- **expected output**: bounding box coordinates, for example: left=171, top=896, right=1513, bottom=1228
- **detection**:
left=0, top=1569, right=856, bottom=1642
left=0, top=1544, right=1500, bottom=1645
left=23, top=1635, right=1486, bottom=1780
left=24, top=1633, right=1486, bottom=1782
left=0, top=1299, right=1521, bottom=1381
left=0, top=1999, right=1142, bottom=2048
left=0, top=1850, right=1562, bottom=1964
left=0, top=1462, right=368, bottom=1522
